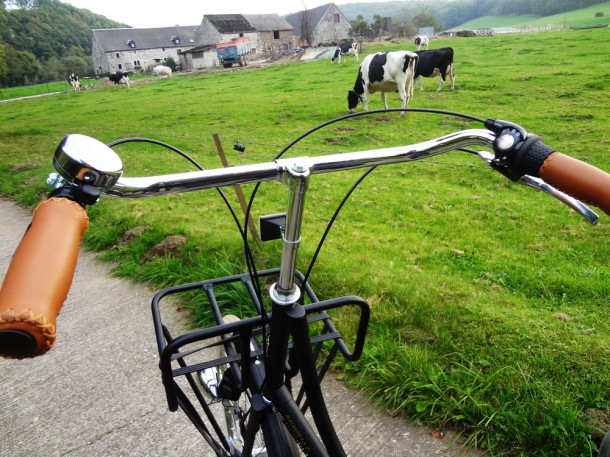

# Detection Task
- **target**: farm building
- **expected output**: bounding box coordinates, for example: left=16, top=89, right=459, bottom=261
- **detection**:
left=91, top=26, right=199, bottom=75
left=284, top=3, right=352, bottom=47
left=193, top=14, right=294, bottom=61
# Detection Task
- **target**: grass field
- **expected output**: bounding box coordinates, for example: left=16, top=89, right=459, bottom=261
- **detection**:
left=460, top=2, right=610, bottom=29
left=1, top=27, right=609, bottom=457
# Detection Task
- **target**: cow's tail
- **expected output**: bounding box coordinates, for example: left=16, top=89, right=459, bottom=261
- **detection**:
left=406, top=53, right=418, bottom=99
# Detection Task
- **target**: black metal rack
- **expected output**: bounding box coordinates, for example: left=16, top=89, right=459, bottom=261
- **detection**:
left=150, top=268, right=370, bottom=455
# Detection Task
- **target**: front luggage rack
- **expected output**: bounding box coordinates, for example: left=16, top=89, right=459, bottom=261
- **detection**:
left=150, top=268, right=370, bottom=452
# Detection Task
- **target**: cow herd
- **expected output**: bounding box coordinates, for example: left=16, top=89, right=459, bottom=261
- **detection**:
left=344, top=36, right=455, bottom=116
left=66, top=65, right=173, bottom=92
left=66, top=37, right=451, bottom=118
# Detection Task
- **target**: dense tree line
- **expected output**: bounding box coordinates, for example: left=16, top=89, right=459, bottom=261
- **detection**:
left=0, top=0, right=126, bottom=87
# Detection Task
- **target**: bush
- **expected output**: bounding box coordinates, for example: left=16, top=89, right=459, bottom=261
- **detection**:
left=595, top=12, right=604, bottom=17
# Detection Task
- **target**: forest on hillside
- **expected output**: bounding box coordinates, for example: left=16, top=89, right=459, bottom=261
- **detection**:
left=0, top=0, right=126, bottom=86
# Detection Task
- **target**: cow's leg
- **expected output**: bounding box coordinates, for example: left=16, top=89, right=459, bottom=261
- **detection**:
left=449, top=64, right=455, bottom=91
left=416, top=77, right=424, bottom=91
left=437, top=76, right=444, bottom=92
left=380, top=92, right=389, bottom=109
left=397, top=87, right=407, bottom=117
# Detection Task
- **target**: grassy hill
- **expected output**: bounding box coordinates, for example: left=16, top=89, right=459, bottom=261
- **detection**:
left=459, top=2, right=610, bottom=29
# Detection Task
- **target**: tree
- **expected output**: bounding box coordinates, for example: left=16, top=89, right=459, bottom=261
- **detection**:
left=164, top=56, right=177, bottom=71
left=0, top=43, right=9, bottom=86
left=4, top=48, right=40, bottom=86
left=371, top=14, right=384, bottom=41
left=351, top=15, right=371, bottom=39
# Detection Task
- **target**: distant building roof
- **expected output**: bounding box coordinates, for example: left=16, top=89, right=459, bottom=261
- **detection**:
left=243, top=14, right=293, bottom=32
left=285, top=3, right=333, bottom=38
left=92, top=26, right=199, bottom=51
left=204, top=14, right=257, bottom=34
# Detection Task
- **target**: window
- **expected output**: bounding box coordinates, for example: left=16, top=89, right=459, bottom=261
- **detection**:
left=115, top=52, right=120, bottom=58
left=127, top=40, right=136, bottom=48
left=171, top=36, right=180, bottom=44
left=118, top=64, right=123, bottom=69
left=333, top=13, right=340, bottom=23
left=273, top=30, right=280, bottom=39
left=134, top=60, right=140, bottom=66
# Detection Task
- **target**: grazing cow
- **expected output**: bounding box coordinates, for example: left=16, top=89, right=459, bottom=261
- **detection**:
left=414, top=47, right=455, bottom=92
left=153, top=65, right=172, bottom=78
left=109, top=71, right=130, bottom=87
left=68, top=74, right=80, bottom=91
left=414, top=35, right=429, bottom=51
left=332, top=42, right=359, bottom=63
left=347, top=50, right=419, bottom=118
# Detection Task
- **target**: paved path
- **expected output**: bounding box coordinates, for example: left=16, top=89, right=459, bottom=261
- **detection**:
left=0, top=199, right=486, bottom=456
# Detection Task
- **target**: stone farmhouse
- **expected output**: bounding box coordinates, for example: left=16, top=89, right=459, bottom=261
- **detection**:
left=91, top=26, right=198, bottom=75
left=90, top=3, right=351, bottom=74
left=180, top=14, right=294, bottom=70
left=284, top=3, right=352, bottom=47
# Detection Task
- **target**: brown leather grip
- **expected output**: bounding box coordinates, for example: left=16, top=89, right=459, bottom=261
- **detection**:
left=0, top=198, right=89, bottom=358
left=539, top=152, right=610, bottom=216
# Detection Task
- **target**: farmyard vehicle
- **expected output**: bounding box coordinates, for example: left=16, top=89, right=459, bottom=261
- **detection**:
left=217, top=38, right=252, bottom=68
left=1, top=109, right=609, bottom=456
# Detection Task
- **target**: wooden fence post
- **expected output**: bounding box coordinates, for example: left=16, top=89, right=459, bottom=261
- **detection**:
left=212, top=133, right=261, bottom=244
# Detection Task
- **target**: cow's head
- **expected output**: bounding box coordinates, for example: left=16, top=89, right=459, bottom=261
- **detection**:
left=347, top=90, right=363, bottom=112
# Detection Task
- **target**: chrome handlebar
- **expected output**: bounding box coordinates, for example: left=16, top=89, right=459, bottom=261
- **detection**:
left=48, top=128, right=599, bottom=224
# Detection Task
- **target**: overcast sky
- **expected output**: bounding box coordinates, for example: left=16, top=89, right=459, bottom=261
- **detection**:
left=61, top=0, right=376, bottom=28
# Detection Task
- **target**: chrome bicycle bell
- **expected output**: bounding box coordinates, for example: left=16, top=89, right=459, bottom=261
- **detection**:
left=53, top=134, right=123, bottom=190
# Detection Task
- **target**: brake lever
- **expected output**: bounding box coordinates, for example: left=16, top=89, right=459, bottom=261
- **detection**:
left=473, top=150, right=599, bottom=225
left=519, top=175, right=599, bottom=225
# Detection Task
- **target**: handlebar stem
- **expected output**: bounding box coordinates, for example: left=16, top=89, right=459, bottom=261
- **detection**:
left=271, top=160, right=311, bottom=305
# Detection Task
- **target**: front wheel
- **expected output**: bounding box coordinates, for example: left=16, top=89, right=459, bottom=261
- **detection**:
left=217, top=315, right=300, bottom=457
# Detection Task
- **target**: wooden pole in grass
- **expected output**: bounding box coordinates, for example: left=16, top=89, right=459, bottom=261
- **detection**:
left=213, top=133, right=261, bottom=244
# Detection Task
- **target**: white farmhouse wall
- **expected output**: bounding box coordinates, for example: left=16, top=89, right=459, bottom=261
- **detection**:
left=312, top=4, right=351, bottom=46
left=96, top=48, right=184, bottom=74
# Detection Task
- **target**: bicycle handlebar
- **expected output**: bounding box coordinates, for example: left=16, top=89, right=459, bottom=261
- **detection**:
left=1, top=118, right=609, bottom=358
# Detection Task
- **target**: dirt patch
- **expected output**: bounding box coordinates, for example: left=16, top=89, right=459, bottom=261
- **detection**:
left=11, top=162, right=40, bottom=172
left=582, top=407, right=610, bottom=439
left=142, top=234, right=187, bottom=262
left=117, top=226, right=149, bottom=246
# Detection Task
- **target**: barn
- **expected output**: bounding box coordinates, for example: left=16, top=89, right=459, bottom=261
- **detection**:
left=284, top=3, right=352, bottom=47
left=193, top=14, right=294, bottom=62
left=91, top=26, right=198, bottom=75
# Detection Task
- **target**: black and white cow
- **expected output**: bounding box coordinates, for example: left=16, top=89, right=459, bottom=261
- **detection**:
left=68, top=74, right=80, bottom=91
left=109, top=71, right=130, bottom=87
left=414, top=35, right=429, bottom=51
left=332, top=42, right=359, bottom=63
left=347, top=50, right=419, bottom=117
left=414, top=47, right=455, bottom=92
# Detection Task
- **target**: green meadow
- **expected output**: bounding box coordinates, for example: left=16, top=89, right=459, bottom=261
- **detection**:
left=1, top=28, right=609, bottom=456
left=460, top=2, right=610, bottom=29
